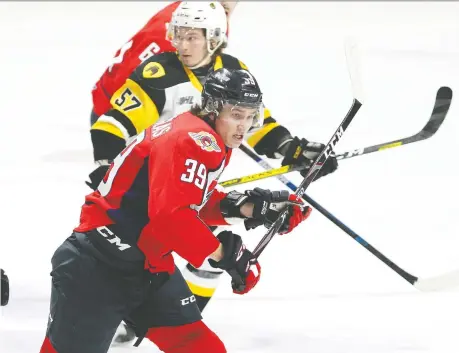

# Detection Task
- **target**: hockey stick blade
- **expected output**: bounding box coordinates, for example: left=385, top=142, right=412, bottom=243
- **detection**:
left=336, top=86, right=452, bottom=160
left=413, top=269, right=459, bottom=292
left=252, top=99, right=362, bottom=258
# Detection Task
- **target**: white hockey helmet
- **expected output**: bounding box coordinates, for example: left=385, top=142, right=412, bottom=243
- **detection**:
left=167, top=2, right=228, bottom=56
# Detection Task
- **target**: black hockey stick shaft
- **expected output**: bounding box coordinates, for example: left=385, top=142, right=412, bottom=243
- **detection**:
left=302, top=195, right=418, bottom=284
left=336, top=86, right=452, bottom=160
left=253, top=99, right=362, bottom=258
left=240, top=144, right=418, bottom=284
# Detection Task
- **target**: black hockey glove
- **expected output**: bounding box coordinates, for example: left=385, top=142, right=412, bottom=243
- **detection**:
left=85, top=161, right=111, bottom=191
left=243, top=188, right=311, bottom=234
left=1, top=269, right=9, bottom=306
left=281, top=136, right=338, bottom=181
left=208, top=231, right=261, bottom=295
left=221, top=188, right=309, bottom=234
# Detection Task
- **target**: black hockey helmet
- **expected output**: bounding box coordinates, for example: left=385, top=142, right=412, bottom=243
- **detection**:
left=202, top=68, right=264, bottom=128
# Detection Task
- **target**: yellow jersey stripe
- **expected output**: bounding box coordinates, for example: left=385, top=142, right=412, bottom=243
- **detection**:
left=185, top=280, right=217, bottom=297
left=247, top=122, right=280, bottom=147
left=110, top=79, right=160, bottom=134
left=214, top=56, right=223, bottom=70
left=91, top=120, right=124, bottom=139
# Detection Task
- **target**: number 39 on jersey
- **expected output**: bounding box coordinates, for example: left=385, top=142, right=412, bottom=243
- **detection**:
left=181, top=159, right=207, bottom=190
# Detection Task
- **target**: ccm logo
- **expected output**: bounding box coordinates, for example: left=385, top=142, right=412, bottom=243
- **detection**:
left=324, top=126, right=344, bottom=159
left=244, top=93, right=258, bottom=97
left=180, top=295, right=196, bottom=306
left=96, top=226, right=131, bottom=251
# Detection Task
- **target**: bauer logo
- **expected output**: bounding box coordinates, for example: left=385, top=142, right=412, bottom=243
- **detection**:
left=188, top=131, right=221, bottom=152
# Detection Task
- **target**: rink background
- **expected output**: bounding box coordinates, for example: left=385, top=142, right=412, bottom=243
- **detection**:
left=1, top=2, right=459, bottom=352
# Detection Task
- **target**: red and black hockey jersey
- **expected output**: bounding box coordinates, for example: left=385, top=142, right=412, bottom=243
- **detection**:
left=92, top=1, right=180, bottom=117
left=75, top=112, right=232, bottom=274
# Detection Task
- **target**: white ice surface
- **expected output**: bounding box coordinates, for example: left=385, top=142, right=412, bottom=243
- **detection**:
left=2, top=2, right=459, bottom=352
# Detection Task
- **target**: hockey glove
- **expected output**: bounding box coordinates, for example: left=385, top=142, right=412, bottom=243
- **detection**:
left=226, top=188, right=312, bottom=234
left=208, top=231, right=261, bottom=295
left=85, top=161, right=111, bottom=191
left=1, top=269, right=9, bottom=306
left=281, top=136, right=338, bottom=181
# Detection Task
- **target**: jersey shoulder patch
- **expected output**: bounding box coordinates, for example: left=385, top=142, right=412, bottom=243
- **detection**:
left=133, top=52, right=187, bottom=89
left=142, top=62, right=166, bottom=79
left=139, top=52, right=173, bottom=79
left=188, top=131, right=221, bottom=153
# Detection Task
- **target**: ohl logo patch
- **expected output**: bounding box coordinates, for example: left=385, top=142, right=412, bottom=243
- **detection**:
left=188, top=131, right=221, bottom=152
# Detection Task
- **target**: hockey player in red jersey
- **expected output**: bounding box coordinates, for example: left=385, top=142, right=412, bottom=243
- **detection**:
left=91, top=1, right=238, bottom=120
left=86, top=1, right=338, bottom=345
left=39, top=68, right=312, bottom=353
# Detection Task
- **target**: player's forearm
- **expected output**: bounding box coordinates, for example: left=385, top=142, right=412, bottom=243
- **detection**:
left=199, top=188, right=232, bottom=225
left=209, top=243, right=224, bottom=262
left=239, top=202, right=254, bottom=218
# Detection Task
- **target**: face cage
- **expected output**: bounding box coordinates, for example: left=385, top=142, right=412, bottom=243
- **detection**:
left=204, top=97, right=264, bottom=129
left=166, top=24, right=225, bottom=56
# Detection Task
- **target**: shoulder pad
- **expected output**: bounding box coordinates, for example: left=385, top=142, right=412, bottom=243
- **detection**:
left=142, top=61, right=166, bottom=79
left=132, top=52, right=185, bottom=89
left=220, top=53, right=249, bottom=70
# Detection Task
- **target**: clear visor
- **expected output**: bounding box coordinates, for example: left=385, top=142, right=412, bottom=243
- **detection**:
left=224, top=100, right=264, bottom=129
left=167, top=24, right=225, bottom=55
left=167, top=25, right=205, bottom=48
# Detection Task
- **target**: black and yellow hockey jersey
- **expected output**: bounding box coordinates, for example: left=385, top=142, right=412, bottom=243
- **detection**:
left=91, top=52, right=293, bottom=162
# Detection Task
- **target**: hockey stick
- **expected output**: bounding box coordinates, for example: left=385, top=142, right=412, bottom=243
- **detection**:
left=219, top=163, right=303, bottom=187
left=219, top=86, right=452, bottom=188
left=250, top=38, right=365, bottom=259
left=252, top=98, right=362, bottom=258
left=336, top=86, right=452, bottom=160
left=240, top=144, right=459, bottom=291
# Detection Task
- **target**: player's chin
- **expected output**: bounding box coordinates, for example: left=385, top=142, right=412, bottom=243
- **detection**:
left=227, top=135, right=244, bottom=148
left=180, top=55, right=198, bottom=67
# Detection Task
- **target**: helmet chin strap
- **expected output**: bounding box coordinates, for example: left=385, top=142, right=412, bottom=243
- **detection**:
left=186, top=53, right=213, bottom=70
left=184, top=39, right=223, bottom=70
